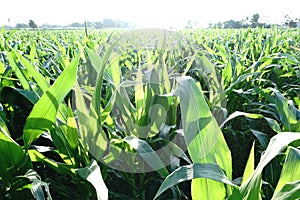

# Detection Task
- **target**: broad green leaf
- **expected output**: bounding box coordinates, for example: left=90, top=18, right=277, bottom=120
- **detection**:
left=274, top=91, right=299, bottom=132
left=223, top=57, right=232, bottom=84
left=28, top=149, right=75, bottom=175
left=220, top=111, right=264, bottom=129
left=28, top=42, right=37, bottom=63
left=0, top=112, right=10, bottom=136
left=160, top=139, right=192, bottom=165
left=242, top=142, right=255, bottom=185
left=85, top=47, right=102, bottom=73
left=0, top=127, right=32, bottom=185
left=0, top=60, right=5, bottom=74
left=264, top=117, right=282, bottom=133
left=51, top=106, right=79, bottom=166
left=15, top=50, right=50, bottom=92
left=273, top=147, right=300, bottom=197
left=23, top=55, right=80, bottom=147
left=176, top=76, right=232, bottom=199
left=161, top=53, right=171, bottom=93
left=154, top=163, right=237, bottom=199
left=74, top=81, right=89, bottom=139
left=134, top=67, right=144, bottom=120
left=229, top=132, right=300, bottom=200
left=250, top=130, right=269, bottom=149
left=84, top=39, right=120, bottom=160
left=220, top=111, right=281, bottom=133
left=76, top=160, right=108, bottom=200
left=112, top=85, right=136, bottom=133
left=66, top=107, right=79, bottom=150
left=6, top=50, right=31, bottom=90
left=51, top=125, right=75, bottom=166
left=124, top=136, right=169, bottom=177
left=182, top=52, right=197, bottom=76
left=225, top=72, right=260, bottom=93
left=271, top=180, right=300, bottom=200
left=104, top=55, right=121, bottom=87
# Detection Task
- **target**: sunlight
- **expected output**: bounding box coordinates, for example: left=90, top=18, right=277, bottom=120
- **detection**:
left=0, top=0, right=299, bottom=28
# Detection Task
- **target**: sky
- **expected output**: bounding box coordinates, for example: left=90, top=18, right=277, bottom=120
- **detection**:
left=0, top=0, right=299, bottom=28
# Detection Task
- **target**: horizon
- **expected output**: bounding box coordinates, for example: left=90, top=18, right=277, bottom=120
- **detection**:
left=1, top=0, right=299, bottom=29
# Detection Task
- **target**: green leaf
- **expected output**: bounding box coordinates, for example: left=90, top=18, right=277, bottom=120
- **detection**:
left=25, top=169, right=52, bottom=200
left=2, top=86, right=39, bottom=104
left=176, top=76, right=232, bottom=199
left=250, top=130, right=269, bottom=149
left=274, top=91, right=299, bottom=132
left=154, top=163, right=236, bottom=199
left=6, top=50, right=31, bottom=90
left=0, top=126, right=32, bottom=185
left=271, top=180, right=300, bottom=200
left=85, top=47, right=102, bottom=74
left=223, top=57, right=232, bottom=84
left=273, top=147, right=300, bottom=197
left=50, top=106, right=79, bottom=166
left=124, top=136, right=169, bottom=177
left=220, top=111, right=282, bottom=133
left=74, top=81, right=89, bottom=139
left=15, top=50, right=50, bottom=92
left=23, top=55, right=80, bottom=148
left=84, top=39, right=120, bottom=160
left=225, top=72, right=260, bottom=93
left=229, top=132, right=300, bottom=200
left=66, top=107, right=79, bottom=151
left=76, top=160, right=108, bottom=200
left=28, top=149, right=75, bottom=175
left=242, top=142, right=255, bottom=185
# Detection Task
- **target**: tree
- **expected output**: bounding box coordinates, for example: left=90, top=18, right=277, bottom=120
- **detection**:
left=94, top=22, right=103, bottom=29
left=250, top=13, right=260, bottom=27
left=284, top=14, right=298, bottom=28
left=223, top=20, right=243, bottom=29
left=103, top=18, right=116, bottom=28
left=16, top=23, right=29, bottom=29
left=70, top=22, right=83, bottom=27
left=28, top=20, right=38, bottom=29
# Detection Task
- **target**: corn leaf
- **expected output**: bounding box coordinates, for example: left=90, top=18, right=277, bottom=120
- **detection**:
left=154, top=163, right=236, bottom=199
left=220, top=111, right=281, bottom=133
left=272, top=147, right=300, bottom=199
left=15, top=50, right=50, bottom=92
left=6, top=50, right=31, bottom=90
left=83, top=39, right=119, bottom=160
left=176, top=76, right=232, bottom=199
left=274, top=91, right=300, bottom=132
left=271, top=180, right=300, bottom=200
left=124, top=136, right=169, bottom=177
left=242, top=142, right=255, bottom=185
left=0, top=124, right=32, bottom=185
left=28, top=149, right=75, bottom=175
left=76, top=160, right=108, bottom=200
left=23, top=55, right=80, bottom=147
left=25, top=169, right=52, bottom=200
left=229, top=132, right=300, bottom=200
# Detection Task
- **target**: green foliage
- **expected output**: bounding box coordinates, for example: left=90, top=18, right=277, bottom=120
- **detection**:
left=0, top=27, right=299, bottom=200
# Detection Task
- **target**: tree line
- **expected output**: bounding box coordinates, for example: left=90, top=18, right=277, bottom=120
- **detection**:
left=5, top=13, right=300, bottom=30
left=207, top=13, right=299, bottom=29
left=12, top=18, right=133, bottom=29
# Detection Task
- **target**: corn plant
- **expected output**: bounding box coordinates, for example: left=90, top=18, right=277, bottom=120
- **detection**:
left=0, top=27, right=299, bottom=200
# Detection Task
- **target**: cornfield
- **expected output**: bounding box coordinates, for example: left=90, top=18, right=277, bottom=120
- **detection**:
left=0, top=27, right=299, bottom=200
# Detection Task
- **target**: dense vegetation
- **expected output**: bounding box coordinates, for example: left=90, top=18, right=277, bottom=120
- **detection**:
left=0, top=27, right=299, bottom=200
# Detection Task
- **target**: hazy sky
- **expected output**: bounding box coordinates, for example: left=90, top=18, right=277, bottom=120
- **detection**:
left=1, top=0, right=299, bottom=28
